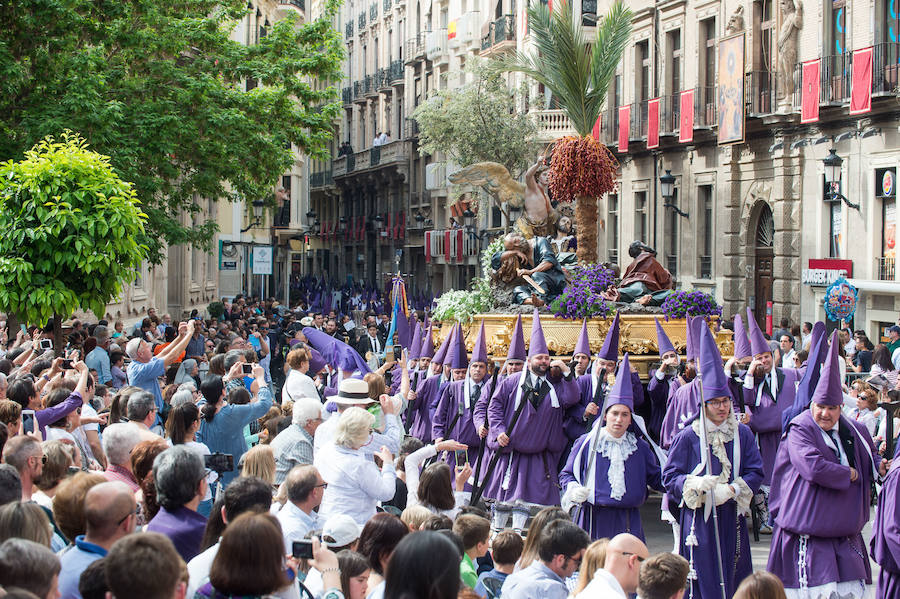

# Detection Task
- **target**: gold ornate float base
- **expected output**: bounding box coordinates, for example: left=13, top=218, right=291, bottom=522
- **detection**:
left=435, top=314, right=733, bottom=380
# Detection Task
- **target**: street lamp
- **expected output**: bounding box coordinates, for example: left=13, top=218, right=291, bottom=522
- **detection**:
left=240, top=199, right=267, bottom=233
left=507, top=202, right=523, bottom=226
left=374, top=214, right=384, bottom=234
left=339, top=216, right=347, bottom=233
left=660, top=169, right=688, bottom=218
left=823, top=149, right=860, bottom=211
left=414, top=211, right=425, bottom=228
left=462, top=208, right=475, bottom=230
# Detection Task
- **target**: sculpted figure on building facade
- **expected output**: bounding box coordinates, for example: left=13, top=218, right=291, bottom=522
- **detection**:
left=777, top=0, right=803, bottom=107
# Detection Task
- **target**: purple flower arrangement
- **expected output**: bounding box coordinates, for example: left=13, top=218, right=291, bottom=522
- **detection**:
left=660, top=290, right=723, bottom=320
left=549, top=263, right=616, bottom=319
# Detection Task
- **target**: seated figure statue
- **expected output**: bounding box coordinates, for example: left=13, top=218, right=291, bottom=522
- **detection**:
left=491, top=232, right=566, bottom=306
left=602, top=241, right=674, bottom=306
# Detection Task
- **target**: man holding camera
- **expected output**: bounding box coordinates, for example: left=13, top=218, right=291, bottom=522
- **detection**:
left=126, top=319, right=196, bottom=423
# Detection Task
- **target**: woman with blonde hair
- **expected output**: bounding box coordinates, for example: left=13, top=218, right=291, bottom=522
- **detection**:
left=32, top=440, right=77, bottom=510
left=571, top=538, right=609, bottom=596
left=318, top=407, right=396, bottom=526
left=240, top=444, right=276, bottom=488
left=516, top=506, right=568, bottom=570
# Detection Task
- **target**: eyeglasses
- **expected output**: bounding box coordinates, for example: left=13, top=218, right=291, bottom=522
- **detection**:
left=706, top=398, right=732, bottom=408
left=314, top=482, right=328, bottom=489
left=116, top=507, right=137, bottom=525
left=610, top=549, right=646, bottom=563
left=563, top=554, right=582, bottom=567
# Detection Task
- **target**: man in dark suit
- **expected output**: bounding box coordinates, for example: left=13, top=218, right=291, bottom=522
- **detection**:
left=357, top=323, right=383, bottom=359
left=376, top=314, right=390, bottom=346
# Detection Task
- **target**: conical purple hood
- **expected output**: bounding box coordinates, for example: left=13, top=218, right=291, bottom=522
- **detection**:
left=447, top=324, right=469, bottom=369
left=303, top=327, right=371, bottom=375
left=602, top=353, right=635, bottom=413
left=654, top=319, right=675, bottom=356
left=698, top=324, right=731, bottom=401
left=408, top=323, right=423, bottom=361
left=308, top=348, right=327, bottom=376
left=528, top=308, right=549, bottom=357
left=395, top=310, right=410, bottom=349
left=420, top=319, right=435, bottom=359
left=732, top=313, right=752, bottom=360
left=573, top=320, right=591, bottom=357
left=507, top=314, right=526, bottom=361
left=811, top=330, right=844, bottom=407
left=746, top=307, right=771, bottom=357
left=781, top=321, right=829, bottom=431
left=471, top=320, right=488, bottom=364
left=598, top=312, right=620, bottom=361
left=432, top=324, right=455, bottom=365
left=685, top=316, right=699, bottom=361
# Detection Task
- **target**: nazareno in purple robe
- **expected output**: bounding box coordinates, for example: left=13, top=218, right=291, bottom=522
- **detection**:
left=432, top=377, right=484, bottom=471
left=660, top=379, right=701, bottom=450
left=560, top=428, right=663, bottom=541
left=871, top=459, right=900, bottom=599
left=564, top=371, right=644, bottom=442
left=662, top=420, right=764, bottom=599
left=408, top=373, right=447, bottom=444
left=767, top=411, right=875, bottom=593
left=741, top=367, right=800, bottom=486
left=482, top=370, right=579, bottom=506
left=647, top=372, right=681, bottom=441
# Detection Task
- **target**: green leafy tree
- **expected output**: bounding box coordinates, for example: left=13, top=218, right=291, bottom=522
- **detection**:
left=0, top=133, right=148, bottom=347
left=412, top=60, right=538, bottom=178
left=0, top=0, right=344, bottom=263
left=492, top=0, right=632, bottom=263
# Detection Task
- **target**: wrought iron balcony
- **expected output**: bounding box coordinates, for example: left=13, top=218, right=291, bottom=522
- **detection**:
left=342, top=86, right=352, bottom=104
left=383, top=0, right=391, bottom=12
left=820, top=53, right=851, bottom=104
left=877, top=257, right=896, bottom=281
left=278, top=0, right=305, bottom=13
left=481, top=15, right=515, bottom=53
left=369, top=3, right=377, bottom=21
left=745, top=70, right=775, bottom=116
left=345, top=21, right=353, bottom=38
left=352, top=80, right=363, bottom=101
left=405, top=33, right=427, bottom=62
left=358, top=12, right=366, bottom=29
left=273, top=200, right=292, bottom=228
left=389, top=60, right=404, bottom=83
left=309, top=169, right=334, bottom=189
left=873, top=43, right=900, bottom=96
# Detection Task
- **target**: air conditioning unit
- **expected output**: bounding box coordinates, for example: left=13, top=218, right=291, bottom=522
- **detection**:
left=425, top=162, right=447, bottom=190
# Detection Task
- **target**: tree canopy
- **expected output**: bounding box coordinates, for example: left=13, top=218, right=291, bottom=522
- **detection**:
left=0, top=0, right=345, bottom=263
left=412, top=60, right=538, bottom=178
left=0, top=133, right=148, bottom=327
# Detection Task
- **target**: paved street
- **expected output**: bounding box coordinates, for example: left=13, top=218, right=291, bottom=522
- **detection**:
left=639, top=493, right=880, bottom=598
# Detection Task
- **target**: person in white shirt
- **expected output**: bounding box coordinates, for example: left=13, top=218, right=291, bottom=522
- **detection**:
left=574, top=533, right=648, bottom=599
left=316, top=406, right=396, bottom=526
left=778, top=334, right=797, bottom=369
left=282, top=348, right=322, bottom=403
left=314, top=379, right=403, bottom=458
left=403, top=439, right=470, bottom=518
left=276, top=465, right=326, bottom=553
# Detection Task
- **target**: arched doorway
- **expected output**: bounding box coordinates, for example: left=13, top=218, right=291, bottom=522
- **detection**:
left=752, top=203, right=775, bottom=329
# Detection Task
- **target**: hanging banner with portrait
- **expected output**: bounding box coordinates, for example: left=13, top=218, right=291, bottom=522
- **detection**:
left=717, top=33, right=744, bottom=145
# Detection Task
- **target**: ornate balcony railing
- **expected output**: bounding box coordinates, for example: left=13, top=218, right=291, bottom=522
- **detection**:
left=481, top=15, right=515, bottom=51
left=745, top=70, right=775, bottom=116
left=358, top=12, right=366, bottom=29
left=389, top=59, right=404, bottom=82
left=345, top=22, right=353, bottom=38
left=877, top=257, right=896, bottom=281
left=369, top=3, right=377, bottom=21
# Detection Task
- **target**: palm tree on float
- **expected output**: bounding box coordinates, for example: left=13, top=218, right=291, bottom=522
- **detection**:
left=492, top=0, right=632, bottom=264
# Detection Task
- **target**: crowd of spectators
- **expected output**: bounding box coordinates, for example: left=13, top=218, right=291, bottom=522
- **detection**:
left=0, top=297, right=786, bottom=599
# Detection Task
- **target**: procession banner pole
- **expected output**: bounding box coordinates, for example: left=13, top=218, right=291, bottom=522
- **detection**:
left=694, top=351, right=728, bottom=599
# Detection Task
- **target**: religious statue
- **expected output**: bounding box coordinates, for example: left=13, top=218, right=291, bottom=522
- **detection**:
left=548, top=215, right=577, bottom=272
left=601, top=241, right=674, bottom=306
left=725, top=5, right=744, bottom=35
left=447, top=159, right=560, bottom=239
left=777, top=0, right=803, bottom=107
left=491, top=232, right=567, bottom=306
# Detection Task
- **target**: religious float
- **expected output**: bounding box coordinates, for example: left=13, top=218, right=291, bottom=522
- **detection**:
left=432, top=157, right=732, bottom=379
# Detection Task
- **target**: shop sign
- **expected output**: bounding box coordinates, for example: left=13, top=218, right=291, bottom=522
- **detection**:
left=802, top=259, right=853, bottom=286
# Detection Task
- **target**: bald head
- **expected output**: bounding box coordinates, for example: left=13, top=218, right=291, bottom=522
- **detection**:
left=84, top=481, right=137, bottom=540
left=605, top=533, right=649, bottom=595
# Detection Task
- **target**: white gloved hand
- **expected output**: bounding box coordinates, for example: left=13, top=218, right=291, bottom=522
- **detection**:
left=568, top=484, right=591, bottom=504
left=697, top=474, right=719, bottom=493
left=713, top=483, right=735, bottom=506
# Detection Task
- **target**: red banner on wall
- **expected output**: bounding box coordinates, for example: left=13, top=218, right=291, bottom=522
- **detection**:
left=591, top=114, right=601, bottom=141
left=678, top=90, right=694, bottom=143
left=800, top=59, right=820, bottom=123
left=850, top=47, right=873, bottom=115
left=647, top=98, right=660, bottom=149
left=425, top=231, right=431, bottom=262
left=617, top=105, right=630, bottom=152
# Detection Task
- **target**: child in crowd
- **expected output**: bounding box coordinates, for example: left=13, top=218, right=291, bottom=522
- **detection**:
left=453, top=515, right=492, bottom=589
left=474, top=530, right=523, bottom=599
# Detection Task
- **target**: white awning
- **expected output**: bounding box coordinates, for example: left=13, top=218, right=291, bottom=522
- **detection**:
left=847, top=279, right=900, bottom=293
